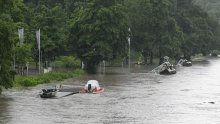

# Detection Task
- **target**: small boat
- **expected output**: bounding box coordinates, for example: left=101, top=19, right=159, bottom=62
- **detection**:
left=92, top=88, right=104, bottom=94
left=40, top=89, right=57, bottom=98
left=135, top=61, right=145, bottom=65
left=177, top=59, right=192, bottom=67
left=159, top=66, right=176, bottom=75
left=182, top=60, right=192, bottom=66
left=152, top=61, right=176, bottom=75
left=79, top=87, right=105, bottom=94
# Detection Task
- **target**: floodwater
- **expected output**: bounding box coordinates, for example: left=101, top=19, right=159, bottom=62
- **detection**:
left=1, top=57, right=220, bottom=124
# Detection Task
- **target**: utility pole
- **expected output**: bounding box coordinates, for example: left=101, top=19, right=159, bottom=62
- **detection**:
left=128, top=28, right=131, bottom=73
left=36, top=29, right=41, bottom=74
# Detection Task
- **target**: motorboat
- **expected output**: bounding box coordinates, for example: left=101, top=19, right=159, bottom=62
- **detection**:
left=159, top=65, right=176, bottom=75
left=152, top=62, right=176, bottom=75
left=182, top=60, right=192, bottom=66
left=177, top=59, right=192, bottom=67
left=151, top=56, right=176, bottom=75
left=159, top=62, right=176, bottom=75
left=40, top=89, right=57, bottom=98
left=135, top=61, right=145, bottom=65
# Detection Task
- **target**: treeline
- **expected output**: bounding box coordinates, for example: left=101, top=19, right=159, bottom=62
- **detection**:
left=193, top=0, right=220, bottom=50
left=1, top=0, right=220, bottom=89
left=193, top=0, right=220, bottom=23
left=127, top=0, right=220, bottom=63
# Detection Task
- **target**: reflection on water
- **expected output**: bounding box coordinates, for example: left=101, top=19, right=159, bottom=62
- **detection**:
left=1, top=58, right=220, bottom=123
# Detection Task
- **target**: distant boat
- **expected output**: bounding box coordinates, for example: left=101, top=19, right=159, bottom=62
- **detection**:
left=177, top=59, right=192, bottom=67
left=135, top=61, right=145, bottom=65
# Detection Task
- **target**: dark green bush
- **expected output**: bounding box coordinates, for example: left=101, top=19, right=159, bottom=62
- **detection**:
left=14, top=69, right=84, bottom=87
left=53, top=56, right=81, bottom=69
left=16, top=76, right=39, bottom=87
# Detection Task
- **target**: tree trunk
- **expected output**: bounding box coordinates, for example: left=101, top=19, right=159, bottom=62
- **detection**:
left=142, top=50, right=148, bottom=64
left=85, top=62, right=98, bottom=74
left=150, top=51, right=153, bottom=64
left=159, top=50, right=163, bottom=65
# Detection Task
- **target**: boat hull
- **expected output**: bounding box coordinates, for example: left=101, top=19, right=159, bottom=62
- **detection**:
left=40, top=89, right=57, bottom=98
left=160, top=69, right=176, bottom=75
left=182, top=61, right=192, bottom=67
left=92, top=88, right=104, bottom=94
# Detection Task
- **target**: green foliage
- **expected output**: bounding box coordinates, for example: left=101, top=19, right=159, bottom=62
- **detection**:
left=0, top=87, right=2, bottom=94
left=24, top=1, right=67, bottom=63
left=14, top=69, right=84, bottom=87
left=54, top=56, right=81, bottom=69
left=1, top=0, right=220, bottom=89
left=126, top=0, right=183, bottom=64
left=150, top=0, right=182, bottom=58
left=0, top=0, right=18, bottom=89
left=15, top=76, right=42, bottom=86
left=68, top=0, right=129, bottom=73
left=175, top=0, right=217, bottom=57
left=13, top=44, right=32, bottom=66
left=193, top=0, right=220, bottom=52
left=193, top=0, right=220, bottom=23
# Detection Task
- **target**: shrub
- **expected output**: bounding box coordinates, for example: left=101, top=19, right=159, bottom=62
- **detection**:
left=13, top=69, right=84, bottom=87
left=53, top=56, right=81, bottom=69
left=16, top=76, right=39, bottom=87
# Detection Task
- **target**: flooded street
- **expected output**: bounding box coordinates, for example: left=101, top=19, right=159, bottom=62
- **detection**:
left=1, top=58, right=220, bottom=124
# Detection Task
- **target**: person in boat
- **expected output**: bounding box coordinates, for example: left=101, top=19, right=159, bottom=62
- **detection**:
left=161, top=56, right=171, bottom=68
left=177, top=55, right=192, bottom=66
left=81, top=80, right=101, bottom=93
left=162, top=56, right=175, bottom=70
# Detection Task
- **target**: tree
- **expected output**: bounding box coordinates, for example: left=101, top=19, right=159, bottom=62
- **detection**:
left=175, top=0, right=218, bottom=58
left=125, top=0, right=154, bottom=64
left=125, top=0, right=183, bottom=64
left=0, top=0, right=18, bottom=90
left=148, top=0, right=182, bottom=64
left=68, top=0, right=129, bottom=73
left=13, top=44, right=32, bottom=75
left=24, top=1, right=68, bottom=67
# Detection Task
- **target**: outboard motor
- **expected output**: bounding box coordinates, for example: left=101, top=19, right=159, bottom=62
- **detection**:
left=42, top=89, right=47, bottom=95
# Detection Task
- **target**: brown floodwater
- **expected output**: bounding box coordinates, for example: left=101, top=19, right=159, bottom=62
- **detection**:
left=1, top=57, right=220, bottom=124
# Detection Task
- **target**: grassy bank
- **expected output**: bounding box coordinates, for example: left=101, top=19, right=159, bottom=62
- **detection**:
left=13, top=69, right=84, bottom=87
